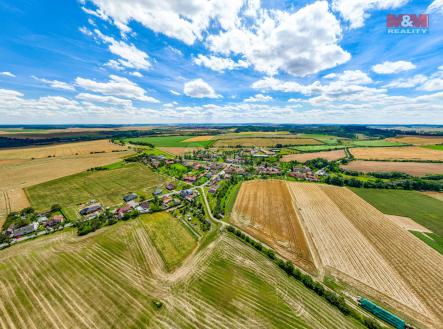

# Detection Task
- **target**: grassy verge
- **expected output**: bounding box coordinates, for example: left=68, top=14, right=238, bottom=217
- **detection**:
left=410, top=231, right=443, bottom=254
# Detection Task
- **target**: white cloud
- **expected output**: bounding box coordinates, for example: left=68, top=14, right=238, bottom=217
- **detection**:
left=84, top=0, right=244, bottom=45
left=207, top=1, right=350, bottom=76
left=332, top=0, right=409, bottom=29
left=75, top=75, right=159, bottom=102
left=75, top=93, right=133, bottom=107
left=372, top=61, right=416, bottom=74
left=244, top=93, right=273, bottom=102
left=130, top=71, right=143, bottom=77
left=0, top=71, right=15, bottom=78
left=419, top=78, right=443, bottom=92
left=427, top=0, right=443, bottom=14
left=93, top=29, right=150, bottom=70
left=32, top=76, right=76, bottom=91
left=170, top=89, right=181, bottom=96
left=384, top=74, right=427, bottom=88
left=183, top=78, right=221, bottom=98
left=193, top=54, right=248, bottom=72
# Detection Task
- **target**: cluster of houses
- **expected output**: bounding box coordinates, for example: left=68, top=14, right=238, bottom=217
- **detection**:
left=256, top=165, right=281, bottom=175
left=288, top=166, right=328, bottom=181
left=5, top=213, right=65, bottom=239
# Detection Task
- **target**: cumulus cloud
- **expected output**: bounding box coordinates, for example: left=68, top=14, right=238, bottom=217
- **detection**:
left=183, top=78, right=221, bottom=98
left=130, top=71, right=143, bottom=77
left=384, top=74, right=427, bottom=89
left=332, top=0, right=409, bottom=29
left=193, top=54, right=248, bottom=72
left=83, top=0, right=245, bottom=45
left=244, top=93, right=273, bottom=102
left=32, top=76, right=76, bottom=91
left=92, top=29, right=150, bottom=70
left=75, top=75, right=159, bottom=102
left=0, top=71, right=15, bottom=78
left=75, top=93, right=133, bottom=107
left=372, top=61, right=416, bottom=74
left=207, top=1, right=350, bottom=76
left=427, top=0, right=443, bottom=14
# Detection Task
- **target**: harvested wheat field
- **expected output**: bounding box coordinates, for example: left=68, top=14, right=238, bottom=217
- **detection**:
left=386, top=215, right=432, bottom=233
left=231, top=180, right=315, bottom=272
left=232, top=180, right=443, bottom=328
left=182, top=135, right=214, bottom=142
left=282, top=149, right=346, bottom=162
left=350, top=146, right=443, bottom=161
left=387, top=136, right=443, bottom=145
left=158, top=147, right=202, bottom=156
left=214, top=137, right=321, bottom=147
left=0, top=216, right=361, bottom=329
left=0, top=139, right=128, bottom=160
left=341, top=160, right=443, bottom=176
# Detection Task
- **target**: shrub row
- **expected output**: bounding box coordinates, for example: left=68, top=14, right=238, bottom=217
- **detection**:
left=226, top=225, right=384, bottom=329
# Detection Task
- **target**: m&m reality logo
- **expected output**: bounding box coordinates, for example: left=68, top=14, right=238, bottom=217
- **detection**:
left=386, top=14, right=429, bottom=34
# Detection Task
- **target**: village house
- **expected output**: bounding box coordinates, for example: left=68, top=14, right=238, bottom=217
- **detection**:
left=12, top=222, right=39, bottom=238
left=79, top=204, right=102, bottom=216
left=123, top=193, right=137, bottom=202
left=136, top=201, right=150, bottom=214
left=45, top=215, right=64, bottom=228
left=116, top=205, right=132, bottom=219
left=165, top=159, right=175, bottom=165
left=183, top=175, right=197, bottom=183
left=256, top=166, right=281, bottom=175
left=153, top=188, right=163, bottom=196
left=166, top=182, right=176, bottom=190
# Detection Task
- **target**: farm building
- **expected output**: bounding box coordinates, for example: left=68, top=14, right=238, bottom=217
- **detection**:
left=153, top=188, right=163, bottom=196
left=123, top=193, right=137, bottom=202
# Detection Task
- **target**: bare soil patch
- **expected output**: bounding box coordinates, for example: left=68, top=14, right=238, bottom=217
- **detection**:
left=386, top=215, right=432, bottom=233
left=341, top=160, right=443, bottom=176
left=422, top=192, right=443, bottom=202
left=350, top=146, right=443, bottom=161
left=282, top=150, right=346, bottom=162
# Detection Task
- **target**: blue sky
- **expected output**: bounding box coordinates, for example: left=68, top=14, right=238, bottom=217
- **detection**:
left=0, top=0, right=442, bottom=124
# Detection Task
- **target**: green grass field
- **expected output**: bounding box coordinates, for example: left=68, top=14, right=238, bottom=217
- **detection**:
left=349, top=139, right=407, bottom=147
left=126, top=136, right=213, bottom=147
left=351, top=188, right=443, bottom=236
left=410, top=231, right=443, bottom=255
left=0, top=219, right=362, bottom=329
left=422, top=144, right=443, bottom=151
left=26, top=163, right=165, bottom=220
left=140, top=212, right=197, bottom=271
